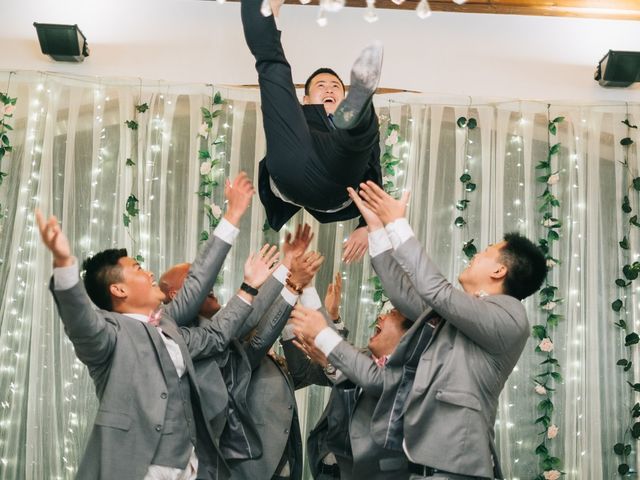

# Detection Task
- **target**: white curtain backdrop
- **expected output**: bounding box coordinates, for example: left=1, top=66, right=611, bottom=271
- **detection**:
left=0, top=70, right=637, bottom=479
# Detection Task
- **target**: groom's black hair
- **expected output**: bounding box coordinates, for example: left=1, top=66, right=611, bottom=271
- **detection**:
left=82, top=248, right=128, bottom=310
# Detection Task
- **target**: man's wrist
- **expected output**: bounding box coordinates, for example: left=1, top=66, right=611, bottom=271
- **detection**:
left=224, top=211, right=242, bottom=226
left=53, top=256, right=74, bottom=268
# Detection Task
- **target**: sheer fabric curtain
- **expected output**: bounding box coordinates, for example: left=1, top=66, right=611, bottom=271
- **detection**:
left=0, top=70, right=637, bottom=479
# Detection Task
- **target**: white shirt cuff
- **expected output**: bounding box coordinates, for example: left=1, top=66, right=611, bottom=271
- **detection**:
left=53, top=259, right=80, bottom=291
left=368, top=228, right=392, bottom=258
left=300, top=287, right=322, bottom=310
left=213, top=217, right=239, bottom=245
left=385, top=218, right=415, bottom=249
left=281, top=324, right=296, bottom=341
left=272, top=264, right=289, bottom=284
left=280, top=287, right=298, bottom=307
left=314, top=327, right=343, bottom=356
left=237, top=294, right=251, bottom=306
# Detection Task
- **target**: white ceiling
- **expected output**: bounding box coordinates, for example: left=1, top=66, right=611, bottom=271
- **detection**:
left=1, top=0, right=639, bottom=102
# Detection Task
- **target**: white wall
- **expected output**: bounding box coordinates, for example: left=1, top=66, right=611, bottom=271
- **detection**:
left=1, top=0, right=639, bottom=102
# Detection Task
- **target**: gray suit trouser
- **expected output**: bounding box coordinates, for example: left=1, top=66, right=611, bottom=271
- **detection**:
left=410, top=474, right=491, bottom=480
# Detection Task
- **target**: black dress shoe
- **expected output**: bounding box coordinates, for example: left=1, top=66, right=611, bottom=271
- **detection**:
left=333, top=41, right=383, bottom=130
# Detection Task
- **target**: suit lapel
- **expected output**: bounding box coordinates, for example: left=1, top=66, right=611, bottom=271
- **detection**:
left=141, top=321, right=172, bottom=384
left=159, top=320, right=198, bottom=381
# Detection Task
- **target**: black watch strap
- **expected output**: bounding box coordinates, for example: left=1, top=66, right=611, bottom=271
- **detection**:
left=240, top=282, right=259, bottom=296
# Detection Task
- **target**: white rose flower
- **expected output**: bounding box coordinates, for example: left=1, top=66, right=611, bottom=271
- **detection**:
left=547, top=424, right=559, bottom=439
left=543, top=470, right=561, bottom=480
left=542, top=301, right=557, bottom=311
left=547, top=173, right=560, bottom=185
left=200, top=162, right=212, bottom=176
left=4, top=104, right=15, bottom=116
left=198, top=122, right=209, bottom=138
left=534, top=384, right=547, bottom=395
left=385, top=130, right=399, bottom=146
left=546, top=259, right=557, bottom=268
left=539, top=337, right=554, bottom=352
left=542, top=218, right=555, bottom=228
left=210, top=203, right=222, bottom=218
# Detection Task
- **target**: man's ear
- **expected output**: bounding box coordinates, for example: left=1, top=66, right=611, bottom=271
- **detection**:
left=490, top=264, right=508, bottom=281
left=169, top=289, right=178, bottom=301
left=302, top=95, right=310, bottom=105
left=109, top=283, right=128, bottom=299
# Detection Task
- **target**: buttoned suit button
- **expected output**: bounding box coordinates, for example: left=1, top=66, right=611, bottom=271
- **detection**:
left=284, top=428, right=289, bottom=434
left=160, top=392, right=167, bottom=399
left=288, top=405, right=293, bottom=410
left=155, top=425, right=162, bottom=432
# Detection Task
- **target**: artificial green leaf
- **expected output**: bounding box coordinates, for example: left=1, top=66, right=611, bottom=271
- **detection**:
left=465, top=182, right=476, bottom=192
left=547, top=230, right=559, bottom=241
left=549, top=143, right=561, bottom=155
left=535, top=443, right=549, bottom=455
left=627, top=381, right=640, bottom=392
left=625, top=332, right=639, bottom=346
left=456, top=200, right=470, bottom=211
left=462, top=240, right=477, bottom=259
left=612, top=299, right=623, bottom=312
left=623, top=264, right=639, bottom=280
left=620, top=236, right=630, bottom=249
left=534, top=415, right=550, bottom=427
left=0, top=171, right=7, bottom=186
left=613, top=443, right=625, bottom=455
left=625, top=361, right=633, bottom=372
left=632, top=422, right=640, bottom=439
left=532, top=325, right=547, bottom=339
left=616, top=279, right=631, bottom=288
left=634, top=178, right=640, bottom=192
left=135, top=254, right=145, bottom=263
left=625, top=444, right=632, bottom=455
left=621, top=137, right=634, bottom=146
left=456, top=116, right=467, bottom=128
left=199, top=149, right=211, bottom=160
left=548, top=122, right=557, bottom=136
left=199, top=230, right=209, bottom=242
left=615, top=319, right=627, bottom=329
left=201, top=107, right=212, bottom=119
left=467, top=118, right=477, bottom=129
left=125, top=158, right=135, bottom=166
left=123, top=213, right=130, bottom=227
left=454, top=216, right=466, bottom=228
left=125, top=120, right=138, bottom=130
left=617, top=359, right=629, bottom=367
left=210, top=109, right=223, bottom=119
left=1, top=134, right=9, bottom=145
left=552, top=116, right=565, bottom=124
left=213, top=91, right=224, bottom=105
left=622, top=196, right=632, bottom=213
left=536, top=161, right=551, bottom=170
left=549, top=371, right=562, bottom=381
left=460, top=173, right=471, bottom=183
left=622, top=118, right=638, bottom=129
left=135, top=103, right=149, bottom=113
left=632, top=215, right=640, bottom=228
left=373, top=291, right=382, bottom=302
left=618, top=464, right=630, bottom=475
left=126, top=194, right=139, bottom=217
left=537, top=175, right=550, bottom=184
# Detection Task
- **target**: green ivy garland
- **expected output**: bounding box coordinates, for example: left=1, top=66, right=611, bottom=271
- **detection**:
left=122, top=101, right=149, bottom=263
left=371, top=119, right=403, bottom=311
left=0, top=84, right=17, bottom=223
left=197, top=90, right=226, bottom=243
left=612, top=114, right=639, bottom=476
left=532, top=108, right=565, bottom=480
left=454, top=115, right=478, bottom=259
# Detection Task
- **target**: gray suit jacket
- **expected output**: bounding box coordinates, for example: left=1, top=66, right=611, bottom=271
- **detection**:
left=328, top=237, right=529, bottom=478
left=51, top=235, right=251, bottom=480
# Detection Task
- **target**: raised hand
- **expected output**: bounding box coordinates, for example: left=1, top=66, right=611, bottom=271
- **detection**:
left=324, top=272, right=342, bottom=320
left=347, top=186, right=383, bottom=231
left=36, top=209, right=74, bottom=267
left=342, top=226, right=368, bottom=264
left=243, top=244, right=280, bottom=289
left=292, top=336, right=329, bottom=368
left=290, top=304, right=330, bottom=341
left=357, top=181, right=410, bottom=225
left=288, top=251, right=324, bottom=291
left=282, top=223, right=314, bottom=269
left=224, top=171, right=255, bottom=226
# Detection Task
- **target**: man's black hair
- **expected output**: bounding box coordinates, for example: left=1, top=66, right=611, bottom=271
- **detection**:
left=82, top=248, right=128, bottom=310
left=304, top=68, right=345, bottom=96
left=500, top=233, right=547, bottom=300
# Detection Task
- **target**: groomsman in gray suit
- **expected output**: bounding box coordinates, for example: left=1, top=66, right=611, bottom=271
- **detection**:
left=293, top=181, right=547, bottom=480
left=292, top=306, right=414, bottom=480
left=36, top=173, right=274, bottom=480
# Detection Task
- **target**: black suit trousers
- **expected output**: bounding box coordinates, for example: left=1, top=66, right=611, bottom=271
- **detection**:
left=241, top=0, right=380, bottom=210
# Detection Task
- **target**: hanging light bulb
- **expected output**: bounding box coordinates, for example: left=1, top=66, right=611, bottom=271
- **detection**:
left=317, top=7, right=328, bottom=26
left=416, top=0, right=431, bottom=18
left=391, top=0, right=405, bottom=5
left=260, top=0, right=272, bottom=17
left=216, top=0, right=226, bottom=4
left=364, top=0, right=379, bottom=23
left=299, top=0, right=311, bottom=4
left=324, top=0, right=345, bottom=12
left=452, top=0, right=467, bottom=4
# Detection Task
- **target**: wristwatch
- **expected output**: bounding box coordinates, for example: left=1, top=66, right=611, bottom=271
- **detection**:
left=240, top=282, right=259, bottom=296
left=323, top=363, right=337, bottom=376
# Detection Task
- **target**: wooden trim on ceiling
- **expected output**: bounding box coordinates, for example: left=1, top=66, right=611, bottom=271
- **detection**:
left=227, top=0, right=640, bottom=20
